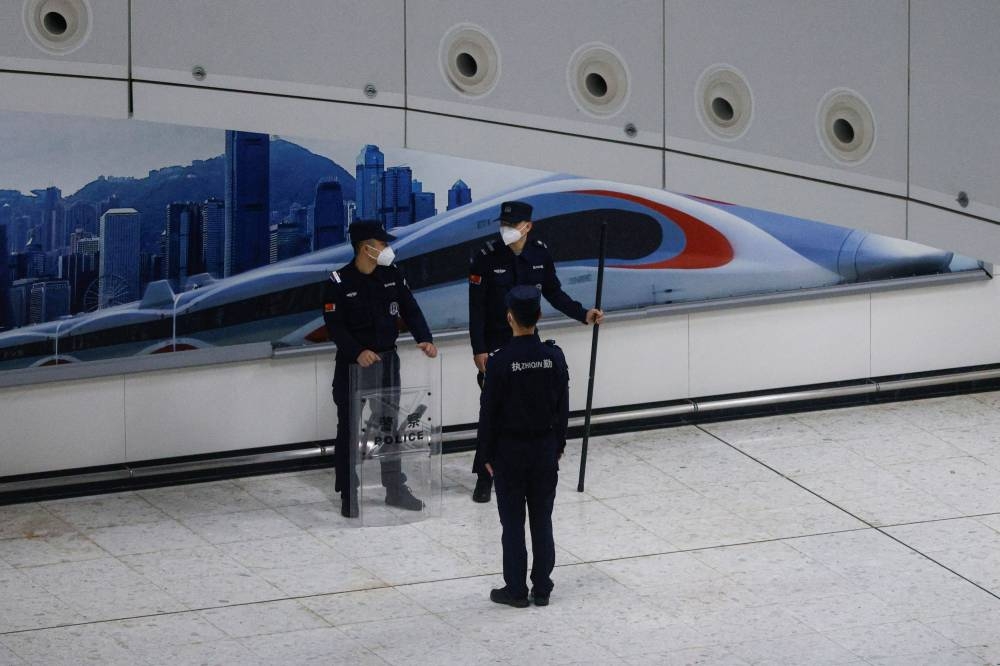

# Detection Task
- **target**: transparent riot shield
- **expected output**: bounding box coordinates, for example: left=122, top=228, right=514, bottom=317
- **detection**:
left=349, top=350, right=442, bottom=526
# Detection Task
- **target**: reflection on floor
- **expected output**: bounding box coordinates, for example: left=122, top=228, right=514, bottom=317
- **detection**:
left=2, top=392, right=1000, bottom=665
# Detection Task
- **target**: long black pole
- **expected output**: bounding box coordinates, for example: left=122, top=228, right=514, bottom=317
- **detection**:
left=577, top=221, right=607, bottom=492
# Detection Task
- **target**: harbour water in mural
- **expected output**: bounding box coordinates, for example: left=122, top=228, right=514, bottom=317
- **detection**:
left=0, top=112, right=984, bottom=372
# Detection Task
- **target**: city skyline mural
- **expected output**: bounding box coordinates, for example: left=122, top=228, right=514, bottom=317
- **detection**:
left=0, top=109, right=543, bottom=332
left=0, top=110, right=985, bottom=373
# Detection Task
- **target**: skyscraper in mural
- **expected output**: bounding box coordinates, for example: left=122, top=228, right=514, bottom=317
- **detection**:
left=380, top=165, right=412, bottom=229
left=410, top=180, right=436, bottom=225
left=165, top=202, right=204, bottom=289
left=448, top=179, right=472, bottom=210
left=60, top=248, right=98, bottom=315
left=313, top=178, right=346, bottom=250
left=66, top=201, right=98, bottom=237
left=99, top=194, right=121, bottom=218
left=355, top=144, right=384, bottom=220
left=269, top=221, right=308, bottom=263
left=1, top=204, right=12, bottom=253
left=7, top=279, right=35, bottom=328
left=224, top=131, right=270, bottom=277
left=0, top=221, right=9, bottom=330
left=32, top=186, right=62, bottom=251
left=19, top=243, right=45, bottom=279
left=99, top=208, right=141, bottom=307
left=201, top=198, right=225, bottom=279
left=29, top=280, right=70, bottom=324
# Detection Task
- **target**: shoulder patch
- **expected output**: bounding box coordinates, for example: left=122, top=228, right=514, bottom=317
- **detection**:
left=329, top=271, right=341, bottom=284
left=544, top=339, right=557, bottom=346
left=485, top=240, right=497, bottom=254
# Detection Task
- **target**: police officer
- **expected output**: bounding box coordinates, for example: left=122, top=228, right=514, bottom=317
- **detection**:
left=322, top=220, right=438, bottom=518
left=476, top=285, right=569, bottom=608
left=468, top=200, right=602, bottom=503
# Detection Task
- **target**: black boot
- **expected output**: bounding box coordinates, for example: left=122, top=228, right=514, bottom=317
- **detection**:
left=385, top=484, right=425, bottom=511
left=530, top=588, right=550, bottom=606
left=490, top=587, right=529, bottom=608
left=472, top=473, right=493, bottom=503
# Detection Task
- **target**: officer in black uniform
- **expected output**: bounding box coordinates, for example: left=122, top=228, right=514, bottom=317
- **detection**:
left=322, top=220, right=438, bottom=518
left=468, top=200, right=602, bottom=503
left=476, top=285, right=569, bottom=608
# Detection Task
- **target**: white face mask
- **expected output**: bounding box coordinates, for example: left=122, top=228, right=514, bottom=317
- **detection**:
left=500, top=225, right=523, bottom=246
left=366, top=244, right=395, bottom=266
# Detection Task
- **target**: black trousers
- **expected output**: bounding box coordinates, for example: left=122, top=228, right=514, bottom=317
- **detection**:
left=493, top=434, right=559, bottom=598
left=332, top=351, right=405, bottom=499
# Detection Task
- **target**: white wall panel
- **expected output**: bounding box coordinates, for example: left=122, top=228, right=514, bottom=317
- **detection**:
left=910, top=0, right=1000, bottom=223
left=131, top=0, right=404, bottom=108
left=664, top=151, right=907, bottom=240
left=872, top=277, right=1000, bottom=376
left=316, top=356, right=336, bottom=441
left=689, top=295, right=871, bottom=396
left=10, top=272, right=1000, bottom=478
left=0, top=377, right=124, bottom=476
left=665, top=1, right=908, bottom=195
left=407, top=111, right=663, bottom=188
left=0, top=71, right=127, bottom=118
left=0, top=0, right=128, bottom=78
left=589, top=316, right=689, bottom=409
left=406, top=0, right=663, bottom=147
left=133, top=83, right=405, bottom=148
left=554, top=323, right=597, bottom=412
left=124, top=357, right=319, bottom=462
left=436, top=336, right=479, bottom=428
left=907, top=201, right=1000, bottom=265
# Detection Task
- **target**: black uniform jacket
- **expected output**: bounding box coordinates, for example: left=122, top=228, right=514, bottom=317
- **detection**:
left=468, top=238, right=588, bottom=355
left=321, top=261, right=432, bottom=362
left=476, top=333, right=570, bottom=467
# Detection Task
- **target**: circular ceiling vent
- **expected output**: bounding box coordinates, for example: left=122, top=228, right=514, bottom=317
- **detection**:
left=567, top=43, right=630, bottom=118
left=23, top=0, right=92, bottom=55
left=439, top=24, right=500, bottom=97
left=817, top=89, right=876, bottom=165
left=695, top=65, right=753, bottom=140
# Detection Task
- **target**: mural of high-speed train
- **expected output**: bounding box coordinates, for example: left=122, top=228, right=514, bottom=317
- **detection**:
left=0, top=175, right=980, bottom=371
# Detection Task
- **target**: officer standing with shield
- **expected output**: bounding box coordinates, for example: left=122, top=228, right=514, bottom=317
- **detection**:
left=477, top=285, right=569, bottom=607
left=323, top=220, right=438, bottom=518
left=468, top=200, right=603, bottom=503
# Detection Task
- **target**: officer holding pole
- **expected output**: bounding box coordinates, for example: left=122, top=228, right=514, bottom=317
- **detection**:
left=468, top=200, right=603, bottom=503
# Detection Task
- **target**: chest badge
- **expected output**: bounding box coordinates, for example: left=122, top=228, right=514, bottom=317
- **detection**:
left=390, top=301, right=399, bottom=316
left=532, top=265, right=544, bottom=270
left=346, top=291, right=358, bottom=298
left=493, top=268, right=506, bottom=274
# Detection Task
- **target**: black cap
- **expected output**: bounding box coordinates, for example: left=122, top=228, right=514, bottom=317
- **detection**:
left=497, top=200, right=533, bottom=225
left=506, top=284, right=541, bottom=323
left=349, top=220, right=396, bottom=245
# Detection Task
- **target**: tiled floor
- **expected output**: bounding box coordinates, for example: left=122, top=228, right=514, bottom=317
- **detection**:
left=2, top=392, right=1000, bottom=664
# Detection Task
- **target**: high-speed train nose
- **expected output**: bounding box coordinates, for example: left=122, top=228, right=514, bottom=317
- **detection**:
left=838, top=230, right=954, bottom=282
